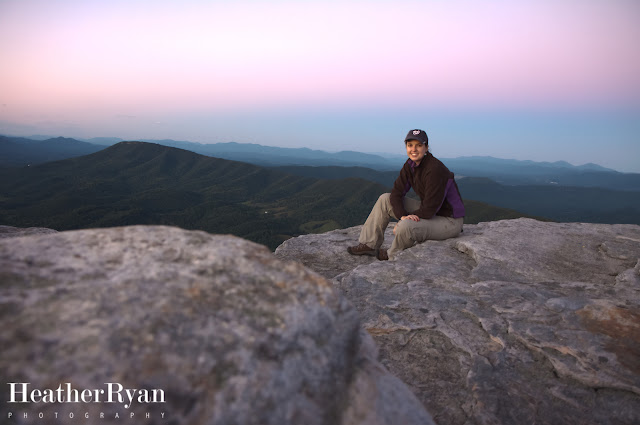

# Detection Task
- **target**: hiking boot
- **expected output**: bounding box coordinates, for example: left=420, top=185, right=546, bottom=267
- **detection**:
left=347, top=243, right=376, bottom=256
left=376, top=248, right=389, bottom=261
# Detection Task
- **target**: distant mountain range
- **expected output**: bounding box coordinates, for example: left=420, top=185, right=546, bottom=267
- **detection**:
left=447, top=155, right=615, bottom=172
left=0, top=141, right=538, bottom=249
left=0, top=135, right=104, bottom=166
left=439, top=156, right=640, bottom=191
left=273, top=156, right=640, bottom=192
left=149, top=140, right=405, bottom=169
left=270, top=165, right=640, bottom=225
left=456, top=177, right=640, bottom=225
left=2, top=134, right=639, bottom=232
left=3, top=134, right=638, bottom=191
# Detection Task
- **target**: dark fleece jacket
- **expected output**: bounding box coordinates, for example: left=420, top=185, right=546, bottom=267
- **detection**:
left=390, top=152, right=465, bottom=220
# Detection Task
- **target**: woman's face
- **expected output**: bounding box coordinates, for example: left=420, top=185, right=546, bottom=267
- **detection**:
left=406, top=140, right=427, bottom=164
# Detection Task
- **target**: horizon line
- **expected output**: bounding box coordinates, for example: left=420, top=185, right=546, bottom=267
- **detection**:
left=1, top=132, right=633, bottom=174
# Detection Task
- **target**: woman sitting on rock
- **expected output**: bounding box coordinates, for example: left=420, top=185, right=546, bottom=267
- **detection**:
left=347, top=129, right=465, bottom=260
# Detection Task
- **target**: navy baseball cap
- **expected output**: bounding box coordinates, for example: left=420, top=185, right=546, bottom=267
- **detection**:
left=405, top=129, right=428, bottom=145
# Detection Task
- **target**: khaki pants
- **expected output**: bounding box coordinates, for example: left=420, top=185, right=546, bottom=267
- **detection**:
left=359, top=193, right=464, bottom=259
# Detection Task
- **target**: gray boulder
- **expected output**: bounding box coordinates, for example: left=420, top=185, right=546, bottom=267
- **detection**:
left=275, top=218, right=640, bottom=425
left=0, top=225, right=434, bottom=425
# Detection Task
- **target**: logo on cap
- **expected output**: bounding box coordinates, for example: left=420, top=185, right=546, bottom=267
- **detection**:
left=413, top=130, right=420, bottom=135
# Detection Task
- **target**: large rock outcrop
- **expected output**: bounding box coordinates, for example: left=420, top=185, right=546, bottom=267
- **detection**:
left=275, top=218, right=640, bottom=425
left=0, top=225, right=434, bottom=425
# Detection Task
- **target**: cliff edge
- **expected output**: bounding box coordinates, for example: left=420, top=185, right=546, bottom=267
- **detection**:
left=275, top=218, right=640, bottom=425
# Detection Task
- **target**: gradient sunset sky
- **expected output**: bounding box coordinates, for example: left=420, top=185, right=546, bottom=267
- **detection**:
left=1, top=0, right=639, bottom=171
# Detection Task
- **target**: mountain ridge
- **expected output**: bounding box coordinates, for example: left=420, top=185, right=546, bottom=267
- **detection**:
left=448, top=155, right=616, bottom=172
left=0, top=141, right=542, bottom=249
left=0, top=135, right=104, bottom=166
left=3, top=133, right=636, bottom=177
left=3, top=135, right=638, bottom=224
left=270, top=166, right=640, bottom=225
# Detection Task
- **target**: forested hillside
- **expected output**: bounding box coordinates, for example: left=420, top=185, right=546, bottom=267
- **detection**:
left=0, top=142, right=540, bottom=249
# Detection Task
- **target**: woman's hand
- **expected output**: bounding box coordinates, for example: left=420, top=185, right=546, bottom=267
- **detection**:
left=401, top=215, right=420, bottom=222
left=395, top=215, right=420, bottom=234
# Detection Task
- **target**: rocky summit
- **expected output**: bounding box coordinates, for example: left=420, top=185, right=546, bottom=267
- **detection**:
left=0, top=225, right=433, bottom=425
left=275, top=218, right=640, bottom=425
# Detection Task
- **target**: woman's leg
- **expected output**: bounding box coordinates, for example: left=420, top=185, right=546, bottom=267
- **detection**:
left=359, top=194, right=422, bottom=248
left=388, top=216, right=463, bottom=259
left=358, top=193, right=396, bottom=249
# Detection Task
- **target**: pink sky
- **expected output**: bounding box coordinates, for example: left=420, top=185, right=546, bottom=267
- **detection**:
left=1, top=0, right=639, bottom=171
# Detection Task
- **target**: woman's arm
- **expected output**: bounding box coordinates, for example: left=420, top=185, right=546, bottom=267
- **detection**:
left=413, top=162, right=450, bottom=219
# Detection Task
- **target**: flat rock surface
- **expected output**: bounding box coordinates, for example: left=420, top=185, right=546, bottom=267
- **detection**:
left=0, top=225, right=433, bottom=425
left=276, top=218, right=640, bottom=425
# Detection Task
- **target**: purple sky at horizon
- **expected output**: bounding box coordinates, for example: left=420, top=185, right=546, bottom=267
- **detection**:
left=1, top=0, right=639, bottom=171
